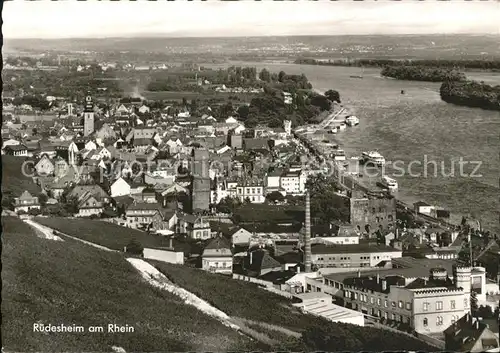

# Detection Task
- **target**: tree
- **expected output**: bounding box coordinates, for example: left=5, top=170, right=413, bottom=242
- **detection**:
left=310, top=94, right=332, bottom=111
left=38, top=192, right=48, bottom=206
left=325, top=89, right=341, bottom=103
left=216, top=196, right=242, bottom=214
left=266, top=191, right=285, bottom=204
left=258, top=68, right=271, bottom=82
left=470, top=291, right=479, bottom=314
left=28, top=208, right=41, bottom=216
left=237, top=105, right=250, bottom=120
left=278, top=71, right=287, bottom=83
left=267, top=118, right=282, bottom=128
left=125, top=239, right=144, bottom=256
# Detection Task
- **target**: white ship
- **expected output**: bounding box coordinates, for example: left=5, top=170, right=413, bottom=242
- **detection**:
left=381, top=175, right=398, bottom=191
left=345, top=116, right=360, bottom=126
left=362, top=151, right=386, bottom=166
left=338, top=123, right=347, bottom=131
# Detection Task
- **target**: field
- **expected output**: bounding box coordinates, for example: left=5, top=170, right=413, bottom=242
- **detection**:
left=2, top=155, right=41, bottom=200
left=151, top=262, right=438, bottom=351
left=1, top=216, right=261, bottom=351
left=34, top=217, right=173, bottom=250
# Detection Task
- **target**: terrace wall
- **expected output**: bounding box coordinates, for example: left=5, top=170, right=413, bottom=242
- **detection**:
left=143, top=248, right=184, bottom=265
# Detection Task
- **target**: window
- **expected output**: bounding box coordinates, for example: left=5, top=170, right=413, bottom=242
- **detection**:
left=423, top=318, right=428, bottom=327
left=450, top=300, right=456, bottom=309
left=391, top=301, right=396, bottom=308
left=384, top=300, right=388, bottom=308
left=237, top=188, right=242, bottom=194
left=391, top=313, right=396, bottom=320
left=251, top=188, right=255, bottom=194
left=354, top=293, right=358, bottom=300
left=423, top=302, right=429, bottom=311
left=377, top=298, right=381, bottom=306
left=370, top=297, right=374, bottom=304
left=436, top=316, right=443, bottom=326
left=406, top=302, right=412, bottom=310
left=398, top=301, right=403, bottom=308
left=436, top=301, right=443, bottom=311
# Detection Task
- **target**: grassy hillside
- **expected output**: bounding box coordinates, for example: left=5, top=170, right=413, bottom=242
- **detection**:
left=1, top=155, right=41, bottom=200
left=1, top=216, right=264, bottom=351
left=151, top=262, right=439, bottom=351
left=35, top=217, right=173, bottom=250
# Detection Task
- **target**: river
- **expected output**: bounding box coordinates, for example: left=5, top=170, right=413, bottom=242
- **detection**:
left=207, top=61, right=500, bottom=233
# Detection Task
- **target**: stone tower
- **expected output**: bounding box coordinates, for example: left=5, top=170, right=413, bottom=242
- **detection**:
left=191, top=148, right=210, bottom=212
left=453, top=265, right=471, bottom=294
left=83, top=94, right=95, bottom=137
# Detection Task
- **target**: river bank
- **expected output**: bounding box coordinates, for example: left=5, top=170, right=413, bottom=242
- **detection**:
left=202, top=61, right=499, bottom=233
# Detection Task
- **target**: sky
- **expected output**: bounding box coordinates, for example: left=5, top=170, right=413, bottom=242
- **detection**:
left=3, top=1, right=500, bottom=39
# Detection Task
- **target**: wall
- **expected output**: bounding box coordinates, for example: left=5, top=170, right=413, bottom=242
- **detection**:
left=143, top=248, right=184, bottom=265
left=349, top=196, right=397, bottom=237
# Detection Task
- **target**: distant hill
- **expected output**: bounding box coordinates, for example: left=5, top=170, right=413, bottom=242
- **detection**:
left=5, top=34, right=500, bottom=59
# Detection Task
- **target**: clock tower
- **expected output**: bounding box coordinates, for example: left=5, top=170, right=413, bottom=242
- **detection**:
left=83, top=94, right=95, bottom=137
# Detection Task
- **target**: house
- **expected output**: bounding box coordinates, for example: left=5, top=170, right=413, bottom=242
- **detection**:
left=13, top=190, right=41, bottom=213
left=177, top=213, right=212, bottom=240
left=131, top=187, right=157, bottom=203
left=125, top=202, right=164, bottom=230
left=75, top=192, right=104, bottom=218
left=2, top=138, right=20, bottom=150
left=236, top=180, right=265, bottom=203
left=68, top=184, right=110, bottom=205
left=110, top=177, right=131, bottom=197
left=280, top=169, right=307, bottom=195
left=414, top=201, right=434, bottom=215
left=4, top=144, right=28, bottom=157
left=34, top=154, right=55, bottom=176
left=242, top=249, right=282, bottom=277
left=231, top=228, right=253, bottom=246
left=202, top=236, right=233, bottom=274
left=95, top=123, right=117, bottom=140
left=95, top=146, right=112, bottom=160
left=444, top=313, right=499, bottom=352
left=138, top=105, right=150, bottom=114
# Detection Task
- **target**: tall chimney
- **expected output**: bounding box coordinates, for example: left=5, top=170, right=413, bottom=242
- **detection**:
left=305, top=191, right=312, bottom=273
left=169, top=237, right=173, bottom=250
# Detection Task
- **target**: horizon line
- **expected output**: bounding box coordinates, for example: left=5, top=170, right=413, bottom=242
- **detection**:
left=5, top=32, right=499, bottom=41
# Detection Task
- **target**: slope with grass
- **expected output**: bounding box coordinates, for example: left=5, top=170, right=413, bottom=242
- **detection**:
left=151, top=262, right=439, bottom=351
left=1, top=216, right=264, bottom=351
left=2, top=155, right=41, bottom=203
left=34, top=217, right=172, bottom=250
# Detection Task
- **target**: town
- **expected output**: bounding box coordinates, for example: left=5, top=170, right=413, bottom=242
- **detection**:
left=3, top=32, right=500, bottom=353
left=2, top=53, right=500, bottom=352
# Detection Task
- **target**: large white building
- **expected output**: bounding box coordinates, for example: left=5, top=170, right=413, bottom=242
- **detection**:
left=304, top=260, right=487, bottom=335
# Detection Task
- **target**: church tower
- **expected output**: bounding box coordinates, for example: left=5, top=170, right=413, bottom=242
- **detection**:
left=83, top=94, right=95, bottom=137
